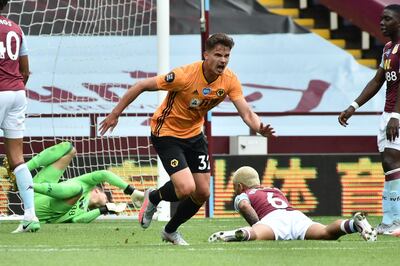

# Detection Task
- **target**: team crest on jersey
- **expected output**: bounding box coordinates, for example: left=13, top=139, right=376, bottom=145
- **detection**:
left=189, top=98, right=201, bottom=107
left=170, top=159, right=179, bottom=168
left=164, top=72, right=175, bottom=83
left=393, top=44, right=399, bottom=54
left=202, top=87, right=211, bottom=95
left=216, top=88, right=225, bottom=97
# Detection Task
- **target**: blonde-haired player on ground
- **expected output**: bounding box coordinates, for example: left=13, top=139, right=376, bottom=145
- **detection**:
left=209, top=166, right=377, bottom=242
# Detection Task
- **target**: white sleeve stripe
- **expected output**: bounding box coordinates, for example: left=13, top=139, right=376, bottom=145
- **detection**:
left=234, top=193, right=250, bottom=212
left=19, top=31, right=28, bottom=56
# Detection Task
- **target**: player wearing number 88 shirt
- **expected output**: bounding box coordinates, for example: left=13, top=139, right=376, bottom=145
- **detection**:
left=338, top=5, right=400, bottom=235
left=209, top=166, right=377, bottom=242
left=0, top=0, right=40, bottom=233
left=100, top=33, right=276, bottom=245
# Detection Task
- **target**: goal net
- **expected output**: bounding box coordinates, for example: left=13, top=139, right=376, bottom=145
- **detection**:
left=0, top=0, right=161, bottom=219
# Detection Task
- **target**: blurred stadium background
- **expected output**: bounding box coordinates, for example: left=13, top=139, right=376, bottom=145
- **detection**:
left=0, top=0, right=397, bottom=221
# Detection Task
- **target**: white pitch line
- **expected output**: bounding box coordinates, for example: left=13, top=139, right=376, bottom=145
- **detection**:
left=0, top=245, right=396, bottom=253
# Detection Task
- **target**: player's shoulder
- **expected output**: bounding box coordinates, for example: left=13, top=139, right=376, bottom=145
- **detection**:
left=384, top=41, right=394, bottom=50
left=178, top=61, right=202, bottom=72
left=171, top=61, right=202, bottom=79
left=0, top=16, right=16, bottom=26
left=0, top=16, right=22, bottom=32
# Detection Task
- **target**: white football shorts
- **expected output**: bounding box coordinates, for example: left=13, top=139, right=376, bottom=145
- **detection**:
left=0, top=90, right=27, bottom=138
left=377, top=112, right=400, bottom=152
left=256, top=209, right=317, bottom=240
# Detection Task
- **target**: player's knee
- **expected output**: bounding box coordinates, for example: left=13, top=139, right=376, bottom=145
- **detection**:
left=64, top=147, right=77, bottom=163
left=94, top=170, right=108, bottom=177
left=68, top=146, right=77, bottom=157
left=175, top=183, right=196, bottom=198
left=194, top=189, right=210, bottom=202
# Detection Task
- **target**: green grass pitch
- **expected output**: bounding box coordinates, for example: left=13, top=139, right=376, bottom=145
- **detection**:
left=0, top=216, right=399, bottom=266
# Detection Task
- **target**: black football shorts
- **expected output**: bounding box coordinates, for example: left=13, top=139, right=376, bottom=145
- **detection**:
left=151, top=133, right=210, bottom=175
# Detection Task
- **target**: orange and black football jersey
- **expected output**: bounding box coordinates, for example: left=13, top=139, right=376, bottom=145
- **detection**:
left=151, top=61, right=243, bottom=138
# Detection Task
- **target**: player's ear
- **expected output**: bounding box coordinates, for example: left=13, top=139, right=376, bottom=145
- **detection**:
left=203, top=51, right=208, bottom=60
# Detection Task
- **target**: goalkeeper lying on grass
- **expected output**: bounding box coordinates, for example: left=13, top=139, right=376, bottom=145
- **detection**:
left=4, top=142, right=144, bottom=229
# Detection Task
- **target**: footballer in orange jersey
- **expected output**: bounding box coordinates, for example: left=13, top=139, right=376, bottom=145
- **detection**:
left=100, top=33, right=275, bottom=245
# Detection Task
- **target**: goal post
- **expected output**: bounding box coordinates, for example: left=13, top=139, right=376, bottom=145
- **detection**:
left=0, top=0, right=170, bottom=220
left=155, top=0, right=170, bottom=222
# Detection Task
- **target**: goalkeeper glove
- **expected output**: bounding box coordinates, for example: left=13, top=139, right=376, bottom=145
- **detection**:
left=131, top=189, right=145, bottom=208
left=105, top=203, right=127, bottom=214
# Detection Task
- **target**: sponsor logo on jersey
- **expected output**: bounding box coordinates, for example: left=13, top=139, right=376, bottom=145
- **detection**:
left=0, top=19, right=12, bottom=27
left=164, top=72, right=175, bottom=83
left=202, top=87, right=211, bottom=95
left=216, top=88, right=225, bottom=97
left=189, top=98, right=201, bottom=108
left=393, top=44, right=399, bottom=54
left=170, top=159, right=179, bottom=167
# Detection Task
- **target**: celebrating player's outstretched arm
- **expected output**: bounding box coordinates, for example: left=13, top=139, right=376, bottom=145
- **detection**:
left=233, top=98, right=276, bottom=138
left=99, top=78, right=159, bottom=135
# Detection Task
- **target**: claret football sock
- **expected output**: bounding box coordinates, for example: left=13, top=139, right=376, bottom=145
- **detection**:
left=340, top=219, right=357, bottom=234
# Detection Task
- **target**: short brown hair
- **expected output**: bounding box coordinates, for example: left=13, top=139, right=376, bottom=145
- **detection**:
left=205, top=33, right=235, bottom=51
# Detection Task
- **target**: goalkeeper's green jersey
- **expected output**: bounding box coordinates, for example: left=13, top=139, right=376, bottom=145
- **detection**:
left=34, top=170, right=128, bottom=223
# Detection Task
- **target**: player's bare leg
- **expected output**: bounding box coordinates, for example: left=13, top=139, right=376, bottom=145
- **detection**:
left=305, top=221, right=343, bottom=240
left=209, top=224, right=275, bottom=242
left=305, top=213, right=376, bottom=241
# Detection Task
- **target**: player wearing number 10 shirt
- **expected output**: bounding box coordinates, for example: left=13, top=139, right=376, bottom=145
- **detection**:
left=209, top=166, right=377, bottom=242
left=0, top=0, right=40, bottom=233
left=338, top=5, right=400, bottom=235
left=100, top=33, right=276, bottom=245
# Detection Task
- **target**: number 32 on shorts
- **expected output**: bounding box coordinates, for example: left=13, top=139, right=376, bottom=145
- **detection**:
left=198, top=155, right=210, bottom=170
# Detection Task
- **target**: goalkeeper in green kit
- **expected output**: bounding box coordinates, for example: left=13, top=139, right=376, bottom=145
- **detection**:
left=5, top=142, right=144, bottom=229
